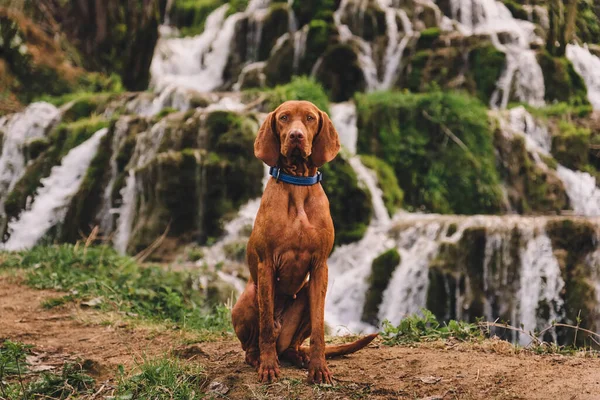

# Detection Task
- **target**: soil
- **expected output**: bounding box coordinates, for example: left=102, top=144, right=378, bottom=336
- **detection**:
left=2, top=275, right=600, bottom=400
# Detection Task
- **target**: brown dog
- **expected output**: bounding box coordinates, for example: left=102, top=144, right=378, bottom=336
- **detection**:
left=231, top=100, right=377, bottom=384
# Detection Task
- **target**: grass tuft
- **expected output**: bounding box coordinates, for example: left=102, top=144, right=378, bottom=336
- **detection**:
left=1, top=244, right=233, bottom=334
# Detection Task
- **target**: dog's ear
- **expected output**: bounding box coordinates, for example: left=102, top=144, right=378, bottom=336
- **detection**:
left=311, top=110, right=340, bottom=167
left=254, top=111, right=279, bottom=166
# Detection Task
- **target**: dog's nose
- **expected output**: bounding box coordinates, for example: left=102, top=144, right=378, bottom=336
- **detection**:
left=289, top=130, right=304, bottom=142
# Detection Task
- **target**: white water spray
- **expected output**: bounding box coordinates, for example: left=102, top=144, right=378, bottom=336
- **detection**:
left=2, top=129, right=108, bottom=251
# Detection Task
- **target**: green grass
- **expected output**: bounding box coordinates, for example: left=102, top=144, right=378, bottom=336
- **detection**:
left=0, top=340, right=95, bottom=399
left=115, top=357, right=207, bottom=399
left=1, top=245, right=233, bottom=334
left=380, top=310, right=484, bottom=345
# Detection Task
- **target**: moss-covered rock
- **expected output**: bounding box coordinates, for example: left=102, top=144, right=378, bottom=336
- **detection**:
left=546, top=219, right=598, bottom=345
left=170, top=0, right=227, bottom=36
left=356, top=90, right=503, bottom=215
left=126, top=111, right=263, bottom=253
left=551, top=121, right=591, bottom=170
left=257, top=3, right=290, bottom=61
left=264, top=34, right=295, bottom=86
left=291, top=0, right=336, bottom=27
left=314, top=44, right=366, bottom=102
left=428, top=227, right=488, bottom=322
left=501, top=0, right=529, bottom=20
left=336, top=0, right=386, bottom=41
left=494, top=127, right=569, bottom=214
left=321, top=155, right=372, bottom=246
left=362, top=248, right=400, bottom=325
left=538, top=50, right=590, bottom=106
left=360, top=155, right=403, bottom=216
left=265, top=76, right=331, bottom=113
left=469, top=45, right=506, bottom=103
left=300, top=19, right=336, bottom=75
left=417, top=27, right=441, bottom=49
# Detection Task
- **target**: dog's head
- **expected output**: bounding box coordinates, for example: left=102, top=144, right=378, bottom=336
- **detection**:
left=254, top=100, right=340, bottom=168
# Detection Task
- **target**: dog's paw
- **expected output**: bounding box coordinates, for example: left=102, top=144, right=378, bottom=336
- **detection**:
left=281, top=348, right=310, bottom=368
left=258, top=358, right=280, bottom=383
left=245, top=349, right=260, bottom=369
left=307, top=360, right=333, bottom=385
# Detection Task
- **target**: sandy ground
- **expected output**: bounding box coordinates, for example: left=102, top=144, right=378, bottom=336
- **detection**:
left=2, top=275, right=600, bottom=400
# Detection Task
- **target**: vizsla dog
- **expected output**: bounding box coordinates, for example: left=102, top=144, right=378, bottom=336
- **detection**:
left=231, top=100, right=377, bottom=384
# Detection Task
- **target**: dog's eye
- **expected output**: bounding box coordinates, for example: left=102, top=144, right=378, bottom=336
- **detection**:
left=280, top=115, right=288, bottom=121
left=307, top=115, right=314, bottom=121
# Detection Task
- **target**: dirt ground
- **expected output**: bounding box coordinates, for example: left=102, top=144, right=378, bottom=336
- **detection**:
left=2, top=275, right=600, bottom=400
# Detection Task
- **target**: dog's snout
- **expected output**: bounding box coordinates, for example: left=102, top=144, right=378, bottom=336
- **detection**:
left=289, top=129, right=305, bottom=142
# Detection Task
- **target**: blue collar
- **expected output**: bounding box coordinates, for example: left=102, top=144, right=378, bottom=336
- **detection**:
left=269, top=166, right=322, bottom=186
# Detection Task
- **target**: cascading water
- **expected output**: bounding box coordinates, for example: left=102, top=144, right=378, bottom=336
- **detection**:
left=113, top=120, right=168, bottom=253
left=0, top=103, right=60, bottom=219
left=151, top=0, right=272, bottom=95
left=566, top=44, right=600, bottom=110
left=2, top=129, right=108, bottom=251
left=444, top=0, right=545, bottom=109
left=333, top=0, right=416, bottom=91
left=501, top=106, right=600, bottom=217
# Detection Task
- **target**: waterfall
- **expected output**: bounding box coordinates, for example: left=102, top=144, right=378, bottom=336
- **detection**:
left=566, top=44, right=600, bottom=110
left=556, top=167, right=600, bottom=217
left=151, top=1, right=272, bottom=95
left=445, top=0, right=545, bottom=108
left=499, top=107, right=600, bottom=217
left=0, top=103, right=60, bottom=215
left=333, top=0, right=416, bottom=91
left=98, top=117, right=133, bottom=235
left=325, top=102, right=397, bottom=333
left=2, top=129, right=108, bottom=251
left=113, top=120, right=168, bottom=253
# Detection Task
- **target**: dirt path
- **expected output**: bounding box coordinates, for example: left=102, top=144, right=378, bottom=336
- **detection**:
left=2, top=275, right=600, bottom=399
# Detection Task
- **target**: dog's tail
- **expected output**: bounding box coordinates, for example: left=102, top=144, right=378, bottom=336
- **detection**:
left=299, top=333, right=378, bottom=358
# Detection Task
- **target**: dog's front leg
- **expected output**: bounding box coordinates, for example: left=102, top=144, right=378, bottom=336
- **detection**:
left=257, top=262, right=280, bottom=382
left=307, top=262, right=332, bottom=384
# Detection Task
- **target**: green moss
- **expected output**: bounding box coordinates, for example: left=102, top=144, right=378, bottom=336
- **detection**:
left=257, top=3, right=290, bottom=61
left=320, top=156, right=372, bottom=246
left=577, top=0, right=600, bottom=45
left=24, top=137, right=50, bottom=162
left=538, top=51, right=590, bottom=106
left=168, top=0, right=225, bottom=36
left=265, top=76, right=330, bottom=113
left=128, top=111, right=263, bottom=252
left=356, top=90, right=503, bottom=215
left=360, top=155, right=403, bottom=216
left=417, top=27, right=441, bottom=49
left=156, top=107, right=178, bottom=120
left=291, top=0, right=335, bottom=26
left=362, top=249, right=400, bottom=325
left=406, top=50, right=431, bottom=92
left=469, top=45, right=506, bottom=103
left=520, top=102, right=593, bottom=120
left=501, top=0, right=529, bottom=20
left=552, top=121, right=591, bottom=170
left=300, top=19, right=335, bottom=74
left=427, top=227, right=488, bottom=322
left=494, top=128, right=568, bottom=214
left=264, top=36, right=295, bottom=86
left=314, top=44, right=366, bottom=102
left=546, top=219, right=597, bottom=345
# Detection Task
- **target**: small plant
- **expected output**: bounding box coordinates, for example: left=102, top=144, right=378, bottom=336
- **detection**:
left=380, top=309, right=484, bottom=345
left=0, top=340, right=31, bottom=398
left=115, top=356, right=206, bottom=399
left=28, top=362, right=95, bottom=399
